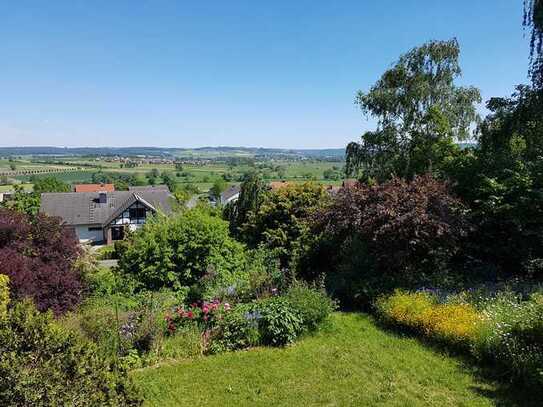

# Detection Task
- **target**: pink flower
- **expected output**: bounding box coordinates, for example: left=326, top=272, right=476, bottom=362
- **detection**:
left=202, top=305, right=209, bottom=314
left=187, top=311, right=194, bottom=319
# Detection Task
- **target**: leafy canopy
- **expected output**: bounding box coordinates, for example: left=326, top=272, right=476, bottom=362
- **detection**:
left=118, top=208, right=248, bottom=296
left=346, top=39, right=481, bottom=181
left=524, top=0, right=543, bottom=87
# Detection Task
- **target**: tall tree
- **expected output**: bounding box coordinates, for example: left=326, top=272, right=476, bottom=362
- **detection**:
left=224, top=171, right=265, bottom=236
left=346, top=39, right=481, bottom=181
left=524, top=0, right=543, bottom=87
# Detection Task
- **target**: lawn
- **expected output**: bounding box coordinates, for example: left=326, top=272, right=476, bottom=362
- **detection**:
left=133, top=313, right=528, bottom=406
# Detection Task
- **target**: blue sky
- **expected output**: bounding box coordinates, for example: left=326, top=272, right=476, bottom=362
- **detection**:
left=0, top=1, right=531, bottom=149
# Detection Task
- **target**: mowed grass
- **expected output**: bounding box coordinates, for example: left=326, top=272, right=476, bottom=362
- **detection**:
left=133, top=313, right=520, bottom=407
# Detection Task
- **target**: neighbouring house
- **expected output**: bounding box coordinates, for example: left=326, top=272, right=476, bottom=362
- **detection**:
left=129, top=184, right=170, bottom=192
left=219, top=185, right=241, bottom=205
left=209, top=184, right=241, bottom=206
left=0, top=191, right=14, bottom=203
left=40, top=188, right=174, bottom=244
left=74, top=183, right=115, bottom=193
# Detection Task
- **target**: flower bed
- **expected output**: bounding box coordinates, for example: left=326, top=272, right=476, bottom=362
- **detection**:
left=376, top=289, right=543, bottom=389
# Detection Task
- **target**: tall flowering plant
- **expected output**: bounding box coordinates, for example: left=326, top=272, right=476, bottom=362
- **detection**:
left=165, top=299, right=231, bottom=335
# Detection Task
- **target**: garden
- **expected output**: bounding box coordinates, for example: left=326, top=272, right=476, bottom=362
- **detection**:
left=2, top=8, right=543, bottom=405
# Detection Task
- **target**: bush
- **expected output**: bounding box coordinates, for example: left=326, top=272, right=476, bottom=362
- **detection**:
left=209, top=303, right=261, bottom=353
left=256, top=296, right=303, bottom=346
left=285, top=282, right=336, bottom=331
left=0, top=300, right=141, bottom=406
left=118, top=208, right=248, bottom=297
left=312, top=175, right=468, bottom=306
left=0, top=274, right=9, bottom=319
left=0, top=209, right=83, bottom=315
left=241, top=182, right=329, bottom=268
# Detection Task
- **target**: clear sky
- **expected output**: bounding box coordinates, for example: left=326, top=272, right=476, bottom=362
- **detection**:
left=0, top=1, right=531, bottom=149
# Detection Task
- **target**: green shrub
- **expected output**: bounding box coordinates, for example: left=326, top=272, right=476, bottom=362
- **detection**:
left=0, top=300, right=141, bottom=406
left=256, top=296, right=303, bottom=346
left=285, top=282, right=336, bottom=332
left=0, top=274, right=8, bottom=319
left=210, top=303, right=261, bottom=352
left=118, top=208, right=248, bottom=297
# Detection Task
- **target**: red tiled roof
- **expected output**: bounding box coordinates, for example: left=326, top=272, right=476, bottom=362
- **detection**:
left=269, top=181, right=291, bottom=190
left=74, top=183, right=115, bottom=193
left=342, top=179, right=360, bottom=189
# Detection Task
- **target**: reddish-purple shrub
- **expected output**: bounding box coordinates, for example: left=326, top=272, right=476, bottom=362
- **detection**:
left=0, top=209, right=82, bottom=315
left=312, top=175, right=468, bottom=296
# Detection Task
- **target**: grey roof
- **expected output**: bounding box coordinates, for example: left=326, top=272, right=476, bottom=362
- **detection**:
left=40, top=190, right=174, bottom=226
left=220, top=185, right=241, bottom=202
left=129, top=185, right=170, bottom=192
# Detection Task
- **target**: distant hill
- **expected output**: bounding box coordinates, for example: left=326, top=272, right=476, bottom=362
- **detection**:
left=0, top=146, right=346, bottom=159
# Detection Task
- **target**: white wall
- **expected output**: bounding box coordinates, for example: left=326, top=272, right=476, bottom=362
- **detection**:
left=74, top=225, right=104, bottom=243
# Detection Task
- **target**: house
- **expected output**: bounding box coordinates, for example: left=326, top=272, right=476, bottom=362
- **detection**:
left=40, top=188, right=173, bottom=244
left=74, top=183, right=115, bottom=193
left=219, top=185, right=241, bottom=205
left=209, top=184, right=241, bottom=206
left=0, top=190, right=14, bottom=203
left=129, top=184, right=170, bottom=192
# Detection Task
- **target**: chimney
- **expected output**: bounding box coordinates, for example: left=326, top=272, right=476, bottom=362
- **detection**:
left=98, top=192, right=107, bottom=204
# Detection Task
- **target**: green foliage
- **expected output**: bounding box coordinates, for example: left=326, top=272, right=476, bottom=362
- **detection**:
left=2, top=185, right=40, bottom=216
left=256, top=296, right=303, bottom=346
left=447, top=86, right=543, bottom=277
left=285, top=281, right=336, bottom=332
left=242, top=182, right=328, bottom=267
left=209, top=303, right=261, bottom=353
left=524, top=0, right=543, bottom=87
left=224, top=171, right=266, bottom=236
left=32, top=176, right=70, bottom=194
left=118, top=208, right=248, bottom=296
left=346, top=39, right=481, bottom=181
left=0, top=300, right=141, bottom=406
left=0, top=274, right=9, bottom=319
left=210, top=178, right=227, bottom=200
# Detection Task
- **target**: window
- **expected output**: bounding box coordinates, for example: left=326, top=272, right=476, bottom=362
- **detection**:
left=129, top=207, right=146, bottom=219
left=88, top=227, right=102, bottom=231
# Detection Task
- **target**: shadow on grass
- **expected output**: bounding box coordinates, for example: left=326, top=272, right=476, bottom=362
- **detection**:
left=367, top=315, right=543, bottom=407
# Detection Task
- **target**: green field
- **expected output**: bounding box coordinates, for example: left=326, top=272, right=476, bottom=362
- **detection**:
left=133, top=313, right=530, bottom=407
left=1, top=157, right=344, bottom=193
